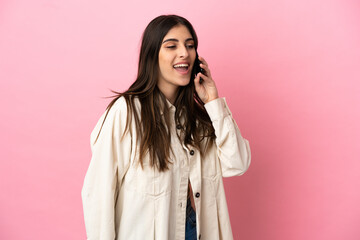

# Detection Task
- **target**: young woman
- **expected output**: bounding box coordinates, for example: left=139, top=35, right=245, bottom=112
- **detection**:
left=81, top=14, right=251, bottom=240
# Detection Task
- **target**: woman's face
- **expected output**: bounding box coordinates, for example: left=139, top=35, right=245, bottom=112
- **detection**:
left=157, top=24, right=196, bottom=96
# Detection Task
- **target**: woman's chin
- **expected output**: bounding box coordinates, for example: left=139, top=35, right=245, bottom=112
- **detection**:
left=177, top=77, right=191, bottom=86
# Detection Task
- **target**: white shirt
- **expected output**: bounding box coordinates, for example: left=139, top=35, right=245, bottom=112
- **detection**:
left=81, top=96, right=251, bottom=240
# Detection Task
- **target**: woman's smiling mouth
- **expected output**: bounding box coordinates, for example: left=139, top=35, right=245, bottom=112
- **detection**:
left=173, top=62, right=190, bottom=75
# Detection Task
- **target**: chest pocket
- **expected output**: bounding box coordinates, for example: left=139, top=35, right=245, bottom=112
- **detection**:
left=123, top=151, right=177, bottom=198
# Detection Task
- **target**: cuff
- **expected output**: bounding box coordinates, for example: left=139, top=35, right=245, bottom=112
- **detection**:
left=204, top=97, right=231, bottom=121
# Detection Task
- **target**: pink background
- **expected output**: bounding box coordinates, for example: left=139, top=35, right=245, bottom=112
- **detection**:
left=1, top=0, right=359, bottom=239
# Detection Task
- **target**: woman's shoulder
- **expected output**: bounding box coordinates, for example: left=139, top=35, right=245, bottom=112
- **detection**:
left=90, top=96, right=137, bottom=145
left=111, top=95, right=128, bottom=112
left=111, top=95, right=141, bottom=113
left=94, top=96, right=131, bottom=131
left=103, top=95, right=141, bottom=131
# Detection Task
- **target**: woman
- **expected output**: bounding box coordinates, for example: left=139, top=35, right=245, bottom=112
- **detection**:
left=81, top=14, right=251, bottom=240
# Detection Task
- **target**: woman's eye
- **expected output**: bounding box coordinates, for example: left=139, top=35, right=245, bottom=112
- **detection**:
left=166, top=45, right=194, bottom=49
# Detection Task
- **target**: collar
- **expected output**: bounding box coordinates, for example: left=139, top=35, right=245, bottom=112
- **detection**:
left=160, top=97, right=176, bottom=115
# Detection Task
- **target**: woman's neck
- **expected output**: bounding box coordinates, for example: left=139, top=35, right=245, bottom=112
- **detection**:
left=157, top=84, right=178, bottom=105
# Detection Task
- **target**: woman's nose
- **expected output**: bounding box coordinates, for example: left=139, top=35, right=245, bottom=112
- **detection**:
left=178, top=45, right=189, bottom=58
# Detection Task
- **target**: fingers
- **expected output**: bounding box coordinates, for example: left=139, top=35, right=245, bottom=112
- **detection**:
left=194, top=71, right=202, bottom=87
left=198, top=55, right=208, bottom=66
left=197, top=56, right=212, bottom=77
left=196, top=72, right=211, bottom=83
left=200, top=63, right=212, bottom=78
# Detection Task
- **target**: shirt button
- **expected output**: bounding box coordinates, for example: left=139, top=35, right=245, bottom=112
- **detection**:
left=195, top=192, right=200, bottom=198
left=190, top=150, right=195, bottom=155
left=176, top=124, right=182, bottom=129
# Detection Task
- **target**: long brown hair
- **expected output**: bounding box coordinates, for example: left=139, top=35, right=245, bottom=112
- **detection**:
left=95, top=14, right=215, bottom=171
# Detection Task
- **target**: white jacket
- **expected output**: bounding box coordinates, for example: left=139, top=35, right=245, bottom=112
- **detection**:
left=81, top=96, right=251, bottom=240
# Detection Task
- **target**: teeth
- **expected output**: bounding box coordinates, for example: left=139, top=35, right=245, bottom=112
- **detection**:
left=174, top=64, right=189, bottom=68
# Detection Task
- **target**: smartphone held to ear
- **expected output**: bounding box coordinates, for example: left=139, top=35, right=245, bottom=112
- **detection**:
left=194, top=51, right=204, bottom=84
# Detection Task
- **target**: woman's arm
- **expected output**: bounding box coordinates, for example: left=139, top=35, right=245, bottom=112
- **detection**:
left=194, top=55, right=251, bottom=177
left=204, top=97, right=251, bottom=177
left=81, top=97, right=131, bottom=239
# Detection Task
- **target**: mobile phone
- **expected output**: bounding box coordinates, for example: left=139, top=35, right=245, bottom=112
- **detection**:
left=194, top=51, right=204, bottom=84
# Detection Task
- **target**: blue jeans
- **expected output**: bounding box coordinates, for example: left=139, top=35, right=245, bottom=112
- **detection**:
left=185, top=197, right=197, bottom=240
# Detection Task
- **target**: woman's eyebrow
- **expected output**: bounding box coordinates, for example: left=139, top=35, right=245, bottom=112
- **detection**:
left=162, top=38, right=194, bottom=44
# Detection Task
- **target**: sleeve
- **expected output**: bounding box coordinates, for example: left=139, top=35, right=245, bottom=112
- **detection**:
left=81, top=98, right=132, bottom=240
left=204, top=97, right=251, bottom=177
